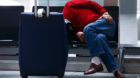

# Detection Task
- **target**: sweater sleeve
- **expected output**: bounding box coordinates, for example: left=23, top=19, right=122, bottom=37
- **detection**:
left=62, top=2, right=74, bottom=23
left=62, top=2, right=78, bottom=36
left=87, top=1, right=107, bottom=15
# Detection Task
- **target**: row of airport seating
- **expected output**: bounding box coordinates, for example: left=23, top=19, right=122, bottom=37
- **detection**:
left=0, top=6, right=24, bottom=46
left=0, top=6, right=119, bottom=48
left=0, top=6, right=119, bottom=78
left=0, top=5, right=119, bottom=57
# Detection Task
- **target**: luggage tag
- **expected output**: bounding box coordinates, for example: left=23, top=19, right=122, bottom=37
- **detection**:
left=34, top=0, right=50, bottom=19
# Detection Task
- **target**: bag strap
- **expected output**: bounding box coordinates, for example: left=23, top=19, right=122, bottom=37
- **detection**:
left=34, top=0, right=49, bottom=17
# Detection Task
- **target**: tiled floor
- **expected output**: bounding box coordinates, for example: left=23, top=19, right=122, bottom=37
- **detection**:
left=1, top=47, right=140, bottom=78
left=0, top=71, right=140, bottom=78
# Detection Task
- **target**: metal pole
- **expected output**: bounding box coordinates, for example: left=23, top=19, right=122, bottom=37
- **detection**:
left=34, top=0, right=37, bottom=17
left=119, top=47, right=124, bottom=72
left=46, top=0, right=49, bottom=17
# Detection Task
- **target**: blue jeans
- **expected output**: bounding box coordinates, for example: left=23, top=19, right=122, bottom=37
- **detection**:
left=83, top=18, right=118, bottom=72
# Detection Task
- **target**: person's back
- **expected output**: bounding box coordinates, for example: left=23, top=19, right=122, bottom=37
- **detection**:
left=62, top=0, right=107, bottom=31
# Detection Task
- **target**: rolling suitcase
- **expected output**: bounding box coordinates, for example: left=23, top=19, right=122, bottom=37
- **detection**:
left=18, top=0, right=68, bottom=78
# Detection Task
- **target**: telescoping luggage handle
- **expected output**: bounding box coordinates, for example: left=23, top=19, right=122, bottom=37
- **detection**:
left=34, top=0, right=49, bottom=17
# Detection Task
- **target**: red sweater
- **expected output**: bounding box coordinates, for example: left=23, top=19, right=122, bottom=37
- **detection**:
left=62, top=0, right=107, bottom=32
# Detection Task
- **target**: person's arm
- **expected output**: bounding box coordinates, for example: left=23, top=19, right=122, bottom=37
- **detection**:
left=75, top=31, right=85, bottom=42
left=87, top=1, right=113, bottom=24
left=99, top=12, right=113, bottom=24
left=68, top=1, right=107, bottom=15
left=88, top=1, right=107, bottom=15
left=62, top=2, right=74, bottom=22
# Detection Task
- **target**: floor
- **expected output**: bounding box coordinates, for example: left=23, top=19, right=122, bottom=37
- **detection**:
left=0, top=71, right=140, bottom=78
left=1, top=47, right=140, bottom=78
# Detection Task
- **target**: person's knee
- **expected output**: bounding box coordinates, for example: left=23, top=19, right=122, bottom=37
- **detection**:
left=83, top=26, right=90, bottom=35
left=83, top=26, right=96, bottom=34
left=97, top=34, right=107, bottom=40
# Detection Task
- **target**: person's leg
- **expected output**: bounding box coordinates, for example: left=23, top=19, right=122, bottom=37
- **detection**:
left=83, top=25, right=105, bottom=57
left=83, top=18, right=118, bottom=72
left=83, top=19, right=106, bottom=75
left=94, top=34, right=124, bottom=78
left=97, top=33, right=118, bottom=72
left=83, top=18, right=124, bottom=78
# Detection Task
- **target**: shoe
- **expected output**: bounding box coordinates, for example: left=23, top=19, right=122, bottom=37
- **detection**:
left=84, top=63, right=103, bottom=75
left=114, top=70, right=124, bottom=78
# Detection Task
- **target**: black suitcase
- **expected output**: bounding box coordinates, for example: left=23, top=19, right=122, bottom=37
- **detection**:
left=18, top=0, right=68, bottom=78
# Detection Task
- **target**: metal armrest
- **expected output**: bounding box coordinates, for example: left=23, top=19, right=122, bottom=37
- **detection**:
left=65, top=19, right=77, bottom=45
left=64, top=19, right=71, bottom=24
left=65, top=19, right=73, bottom=31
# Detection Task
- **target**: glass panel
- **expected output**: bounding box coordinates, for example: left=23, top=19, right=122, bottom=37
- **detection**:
left=138, top=0, right=140, bottom=12
left=137, top=0, right=140, bottom=40
left=0, top=0, right=21, bottom=6
left=39, top=0, right=104, bottom=6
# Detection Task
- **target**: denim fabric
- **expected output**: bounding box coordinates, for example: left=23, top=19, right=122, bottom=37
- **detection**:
left=83, top=18, right=118, bottom=72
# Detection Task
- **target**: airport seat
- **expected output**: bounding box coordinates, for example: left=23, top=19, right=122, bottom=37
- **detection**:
left=65, top=7, right=119, bottom=58
left=66, top=6, right=119, bottom=48
left=19, top=12, right=68, bottom=78
left=32, top=6, right=64, bottom=13
left=32, top=6, right=119, bottom=51
left=0, top=6, right=24, bottom=46
left=43, top=6, right=119, bottom=56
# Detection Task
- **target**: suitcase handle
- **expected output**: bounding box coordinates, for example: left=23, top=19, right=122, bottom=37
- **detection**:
left=34, top=0, right=49, bottom=17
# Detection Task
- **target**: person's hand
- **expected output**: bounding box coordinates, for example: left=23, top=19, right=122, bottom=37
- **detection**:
left=75, top=31, right=85, bottom=42
left=100, top=14, right=113, bottom=24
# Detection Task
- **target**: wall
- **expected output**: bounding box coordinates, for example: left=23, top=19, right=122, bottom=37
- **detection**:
left=119, top=0, right=137, bottom=44
left=104, top=0, right=118, bottom=6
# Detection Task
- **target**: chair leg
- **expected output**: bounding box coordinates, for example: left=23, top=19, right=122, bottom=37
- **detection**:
left=118, top=47, right=124, bottom=73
